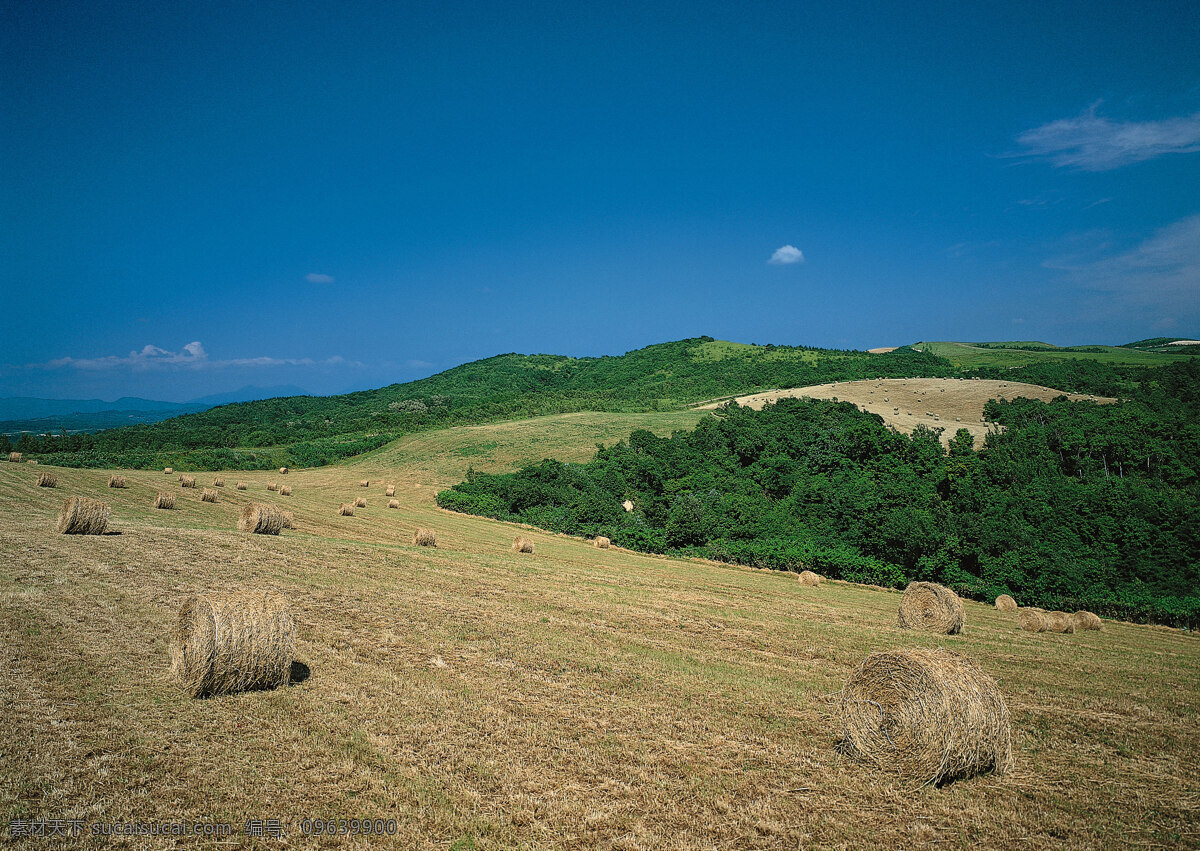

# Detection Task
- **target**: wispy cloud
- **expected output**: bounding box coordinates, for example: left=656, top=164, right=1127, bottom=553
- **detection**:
left=768, top=245, right=804, bottom=265
left=1013, top=104, right=1200, bottom=171
left=305, top=272, right=335, bottom=284
left=16, top=342, right=359, bottom=373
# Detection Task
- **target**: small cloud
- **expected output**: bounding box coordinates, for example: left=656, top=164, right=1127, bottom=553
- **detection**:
left=305, top=273, right=335, bottom=284
left=1012, top=103, right=1200, bottom=171
left=1011, top=317, right=1025, bottom=324
left=768, top=245, right=805, bottom=265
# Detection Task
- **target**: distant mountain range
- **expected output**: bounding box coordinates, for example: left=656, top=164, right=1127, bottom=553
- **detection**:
left=0, top=385, right=309, bottom=434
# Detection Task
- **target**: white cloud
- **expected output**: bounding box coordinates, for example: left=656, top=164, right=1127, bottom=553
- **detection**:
left=305, top=273, right=336, bottom=284
left=768, top=245, right=805, bottom=265
left=24, top=342, right=356, bottom=373
left=1014, top=104, right=1200, bottom=171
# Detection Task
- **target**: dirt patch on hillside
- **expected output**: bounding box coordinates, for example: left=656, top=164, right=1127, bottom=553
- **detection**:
left=700, top=378, right=1116, bottom=448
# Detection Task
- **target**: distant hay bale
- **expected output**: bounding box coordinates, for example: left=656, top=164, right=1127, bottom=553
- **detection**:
left=387, top=499, right=400, bottom=509
left=266, top=482, right=278, bottom=492
left=236, top=481, right=248, bottom=490
left=279, top=485, right=292, bottom=496
left=179, top=475, right=196, bottom=488
left=1073, top=610, right=1102, bottom=631
left=56, top=496, right=110, bottom=535
left=513, top=536, right=534, bottom=553
left=281, top=510, right=296, bottom=530
left=279, top=467, right=288, bottom=475
left=213, top=478, right=225, bottom=487
left=36, top=472, right=58, bottom=488
left=338, top=503, right=355, bottom=516
left=622, top=500, right=634, bottom=512
left=385, top=485, right=395, bottom=497
left=413, top=528, right=437, bottom=547
left=1018, top=609, right=1047, bottom=632
left=108, top=475, right=127, bottom=488
left=354, top=496, right=367, bottom=508
left=164, top=467, right=173, bottom=474
left=153, top=492, right=176, bottom=510
left=798, top=570, right=821, bottom=587
left=1043, top=611, right=1075, bottom=634
left=898, top=582, right=964, bottom=634
left=169, top=591, right=295, bottom=698
left=26, top=459, right=37, bottom=464
left=359, top=480, right=370, bottom=488
left=8, top=452, right=22, bottom=463
left=594, top=536, right=611, bottom=548
left=994, top=594, right=1018, bottom=612
left=201, top=488, right=218, bottom=503
left=238, top=502, right=284, bottom=535
left=837, top=647, right=1012, bottom=785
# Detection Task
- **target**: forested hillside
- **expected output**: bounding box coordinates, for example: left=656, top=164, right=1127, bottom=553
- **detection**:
left=438, top=359, right=1200, bottom=627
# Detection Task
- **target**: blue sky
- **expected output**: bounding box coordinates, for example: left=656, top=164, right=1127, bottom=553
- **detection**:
left=2, top=0, right=1198, bottom=401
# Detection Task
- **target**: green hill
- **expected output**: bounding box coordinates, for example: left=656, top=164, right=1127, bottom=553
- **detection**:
left=913, top=340, right=1197, bottom=368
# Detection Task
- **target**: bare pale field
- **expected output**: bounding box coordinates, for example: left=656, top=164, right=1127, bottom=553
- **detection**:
left=2, top=410, right=1198, bottom=849
left=705, top=378, right=1117, bottom=447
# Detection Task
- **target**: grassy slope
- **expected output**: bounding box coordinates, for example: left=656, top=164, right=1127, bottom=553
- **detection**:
left=913, top=340, right=1195, bottom=368
left=3, top=411, right=1198, bottom=848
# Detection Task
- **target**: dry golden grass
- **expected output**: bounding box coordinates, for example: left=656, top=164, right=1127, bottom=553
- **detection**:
left=1, top=409, right=1198, bottom=848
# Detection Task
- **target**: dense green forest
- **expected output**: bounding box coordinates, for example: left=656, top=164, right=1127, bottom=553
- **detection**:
left=437, top=359, right=1200, bottom=628
left=4, top=336, right=1188, bottom=471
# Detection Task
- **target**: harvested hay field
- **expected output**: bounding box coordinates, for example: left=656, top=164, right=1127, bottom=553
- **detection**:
left=1, top=411, right=1198, bottom=849
left=55, top=496, right=109, bottom=535
left=798, top=569, right=821, bottom=587
left=238, top=502, right=284, bottom=535
left=837, top=647, right=1012, bottom=785
left=170, top=592, right=295, bottom=698
left=898, top=581, right=964, bottom=634
left=704, top=377, right=1117, bottom=447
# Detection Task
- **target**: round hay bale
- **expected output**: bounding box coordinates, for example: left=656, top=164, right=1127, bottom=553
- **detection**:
left=36, top=472, right=58, bottom=488
left=266, top=482, right=279, bottom=492
left=153, top=492, right=176, bottom=510
left=281, top=510, right=296, bottom=530
left=897, top=582, right=964, bottom=634
left=385, top=485, right=396, bottom=497
left=213, top=478, right=225, bottom=488
left=413, top=528, right=437, bottom=547
left=164, top=467, right=173, bottom=474
left=387, top=499, right=400, bottom=509
left=338, top=503, right=355, bottom=516
left=9, top=451, right=23, bottom=463
left=108, top=475, right=127, bottom=488
left=994, top=594, right=1018, bottom=612
left=1017, top=609, right=1046, bottom=632
left=837, top=647, right=1012, bottom=785
left=279, top=485, right=292, bottom=497
left=594, top=536, right=611, bottom=548
left=179, top=474, right=196, bottom=489
left=236, top=481, right=248, bottom=490
left=1043, top=611, right=1075, bottom=634
left=201, top=488, right=218, bottom=503
left=279, top=467, right=289, bottom=475
left=354, top=496, right=367, bottom=508
left=1072, top=610, right=1102, bottom=631
left=238, top=502, right=284, bottom=535
left=56, top=496, right=110, bottom=535
left=798, top=570, right=821, bottom=587
left=359, top=479, right=370, bottom=488
left=513, top=537, right=534, bottom=554
left=169, top=591, right=295, bottom=698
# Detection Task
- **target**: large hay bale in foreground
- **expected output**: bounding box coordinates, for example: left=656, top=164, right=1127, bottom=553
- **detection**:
left=1043, top=611, right=1075, bottom=634
left=56, top=496, right=110, bottom=535
left=338, top=503, right=355, bottom=516
left=201, top=488, right=218, bottom=503
left=798, top=570, right=821, bottom=587
left=37, top=472, right=58, bottom=488
left=238, top=502, right=284, bottom=535
left=279, top=485, right=292, bottom=496
left=1018, top=609, right=1046, bottom=632
left=108, top=475, right=127, bottom=488
left=9, top=451, right=23, bottom=463
left=838, top=647, right=1012, bottom=785
left=236, top=481, right=248, bottom=490
left=513, top=537, right=534, bottom=554
left=153, top=492, right=176, bottom=510
left=354, top=496, right=367, bottom=508
left=413, top=528, right=437, bottom=547
left=385, top=485, right=395, bottom=497
left=898, top=582, right=964, bottom=634
left=169, top=592, right=295, bottom=698
left=179, top=475, right=196, bottom=488
left=1073, top=610, right=1102, bottom=631
left=594, top=536, right=611, bottom=548
left=387, top=499, right=400, bottom=509
left=994, top=594, right=1018, bottom=612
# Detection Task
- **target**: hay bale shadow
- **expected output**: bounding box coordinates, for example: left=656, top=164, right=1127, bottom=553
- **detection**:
left=289, top=660, right=311, bottom=685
